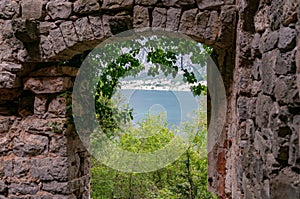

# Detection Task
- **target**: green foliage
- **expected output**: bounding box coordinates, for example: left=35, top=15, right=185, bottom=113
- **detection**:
left=120, top=113, right=174, bottom=153
left=91, top=106, right=217, bottom=199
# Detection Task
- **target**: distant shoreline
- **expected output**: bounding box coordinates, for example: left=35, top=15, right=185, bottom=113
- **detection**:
left=120, top=86, right=192, bottom=92
left=120, top=81, right=207, bottom=92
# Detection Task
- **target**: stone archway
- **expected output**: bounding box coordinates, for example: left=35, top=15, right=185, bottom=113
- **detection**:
left=1, top=0, right=299, bottom=198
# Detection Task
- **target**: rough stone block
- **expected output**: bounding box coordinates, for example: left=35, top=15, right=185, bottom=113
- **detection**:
left=179, top=9, right=198, bottom=35
left=0, top=136, right=8, bottom=155
left=39, top=22, right=56, bottom=35
left=260, top=49, right=278, bottom=95
left=88, top=16, right=104, bottom=38
left=60, top=21, right=79, bottom=48
left=256, top=94, right=273, bottom=128
left=135, top=0, right=158, bottom=6
left=0, top=62, right=22, bottom=72
left=40, top=35, right=55, bottom=58
left=205, top=10, right=219, bottom=41
left=42, top=181, right=70, bottom=194
left=8, top=182, right=39, bottom=195
left=102, top=0, right=134, bottom=10
left=278, top=27, right=297, bottom=51
left=162, top=0, right=196, bottom=7
left=48, top=97, right=67, bottom=117
left=3, top=159, right=13, bottom=177
left=282, top=0, right=298, bottom=26
left=49, top=28, right=67, bottom=54
left=217, top=5, right=237, bottom=47
left=46, top=1, right=72, bottom=20
left=74, top=17, right=94, bottom=41
left=22, top=0, right=43, bottom=19
left=152, top=8, right=167, bottom=28
left=192, top=10, right=210, bottom=38
left=24, top=77, right=73, bottom=94
left=34, top=95, right=48, bottom=116
left=0, top=0, right=20, bottom=19
left=30, top=66, right=79, bottom=77
left=264, top=30, right=279, bottom=53
left=0, top=116, right=14, bottom=133
left=32, top=157, right=68, bottom=181
left=0, top=71, right=20, bottom=89
left=21, top=118, right=66, bottom=135
left=13, top=133, right=48, bottom=156
left=251, top=80, right=262, bottom=96
left=252, top=58, right=261, bottom=80
left=74, top=0, right=100, bottom=14
left=197, top=0, right=224, bottom=10
left=274, top=76, right=299, bottom=105
left=133, top=6, right=149, bottom=28
left=275, top=49, right=296, bottom=75
left=49, top=135, right=68, bottom=157
left=254, top=130, right=272, bottom=155
left=14, top=157, right=31, bottom=178
left=237, top=97, right=251, bottom=121
left=269, top=0, right=284, bottom=30
left=251, top=33, right=261, bottom=57
left=254, top=6, right=270, bottom=32
left=270, top=170, right=300, bottom=199
left=166, top=8, right=181, bottom=31
left=0, top=180, right=6, bottom=193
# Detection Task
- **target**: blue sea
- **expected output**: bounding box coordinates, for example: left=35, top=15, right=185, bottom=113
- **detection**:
left=118, top=89, right=205, bottom=127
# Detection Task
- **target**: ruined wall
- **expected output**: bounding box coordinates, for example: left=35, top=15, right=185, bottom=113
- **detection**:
left=223, top=0, right=300, bottom=198
left=0, top=0, right=299, bottom=198
left=0, top=0, right=237, bottom=198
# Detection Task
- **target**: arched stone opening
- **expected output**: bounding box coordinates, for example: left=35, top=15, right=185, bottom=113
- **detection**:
left=0, top=1, right=238, bottom=198
left=2, top=0, right=299, bottom=199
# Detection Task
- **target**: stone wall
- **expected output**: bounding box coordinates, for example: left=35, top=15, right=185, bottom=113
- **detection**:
left=0, top=62, right=90, bottom=198
left=224, top=0, right=300, bottom=198
left=0, top=0, right=237, bottom=198
left=0, top=0, right=299, bottom=198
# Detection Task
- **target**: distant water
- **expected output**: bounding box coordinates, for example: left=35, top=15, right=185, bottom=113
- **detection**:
left=118, top=89, right=204, bottom=127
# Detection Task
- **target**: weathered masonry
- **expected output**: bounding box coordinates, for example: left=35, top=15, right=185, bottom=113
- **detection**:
left=0, top=0, right=299, bottom=198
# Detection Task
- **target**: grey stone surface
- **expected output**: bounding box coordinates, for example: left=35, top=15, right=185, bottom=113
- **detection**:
left=278, top=27, right=297, bottom=51
left=42, top=181, right=70, bottom=194
left=152, top=7, right=167, bottom=28
left=0, top=0, right=19, bottom=19
left=88, top=16, right=104, bottom=38
left=166, top=8, right=181, bottom=31
left=74, top=0, right=100, bottom=14
left=74, top=17, right=94, bottom=41
left=135, top=0, right=158, bottom=6
left=260, top=49, right=278, bottom=95
left=256, top=94, right=273, bottom=128
left=162, top=0, right=196, bottom=7
left=60, top=22, right=78, bottom=48
left=179, top=9, right=198, bottom=36
left=254, top=5, right=270, bottom=32
left=22, top=0, right=43, bottom=19
left=197, top=0, right=224, bottom=10
left=102, top=0, right=134, bottom=10
left=46, top=1, right=72, bottom=20
left=13, top=133, right=48, bottom=156
left=9, top=182, right=39, bottom=195
left=133, top=6, right=149, bottom=28
left=24, top=77, right=73, bottom=94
